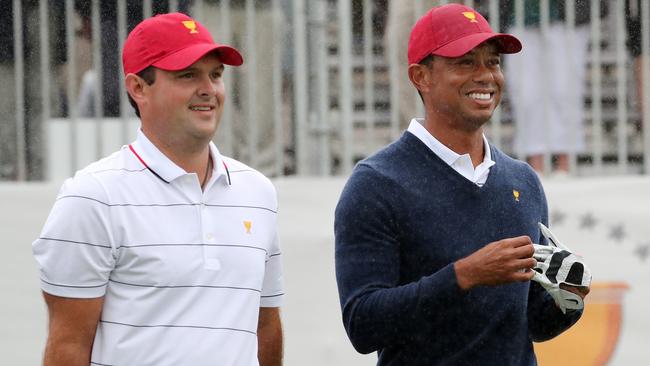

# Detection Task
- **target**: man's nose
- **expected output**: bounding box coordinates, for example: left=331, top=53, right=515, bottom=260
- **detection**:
left=472, top=62, right=496, bottom=83
left=198, top=75, right=218, bottom=96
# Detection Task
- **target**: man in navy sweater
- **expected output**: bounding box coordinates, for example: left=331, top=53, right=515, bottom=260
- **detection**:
left=334, top=4, right=590, bottom=365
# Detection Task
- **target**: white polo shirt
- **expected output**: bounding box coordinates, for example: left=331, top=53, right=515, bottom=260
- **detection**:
left=33, top=130, right=283, bottom=366
left=407, top=118, right=495, bottom=186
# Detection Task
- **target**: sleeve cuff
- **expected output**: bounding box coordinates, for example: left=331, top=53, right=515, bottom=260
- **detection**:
left=260, top=293, right=284, bottom=307
left=41, top=279, right=107, bottom=299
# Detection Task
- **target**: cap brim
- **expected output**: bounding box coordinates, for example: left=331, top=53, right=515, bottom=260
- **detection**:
left=433, top=33, right=522, bottom=58
left=152, top=43, right=244, bottom=70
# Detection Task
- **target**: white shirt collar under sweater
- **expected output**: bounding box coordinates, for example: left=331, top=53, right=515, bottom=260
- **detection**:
left=407, top=118, right=495, bottom=187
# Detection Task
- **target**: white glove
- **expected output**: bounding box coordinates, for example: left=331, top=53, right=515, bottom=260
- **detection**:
left=531, top=223, right=592, bottom=314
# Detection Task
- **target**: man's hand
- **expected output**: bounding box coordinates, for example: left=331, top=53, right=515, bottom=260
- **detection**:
left=454, top=236, right=537, bottom=290
left=531, top=223, right=592, bottom=313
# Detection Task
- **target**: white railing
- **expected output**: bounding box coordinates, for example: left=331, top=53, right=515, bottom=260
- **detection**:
left=1, top=0, right=648, bottom=181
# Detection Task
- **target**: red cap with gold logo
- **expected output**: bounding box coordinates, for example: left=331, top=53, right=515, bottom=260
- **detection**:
left=407, top=4, right=521, bottom=64
left=122, top=12, right=243, bottom=75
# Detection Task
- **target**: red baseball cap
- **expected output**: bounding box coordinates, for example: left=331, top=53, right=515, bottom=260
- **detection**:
left=407, top=4, right=521, bottom=64
left=122, top=12, right=243, bottom=75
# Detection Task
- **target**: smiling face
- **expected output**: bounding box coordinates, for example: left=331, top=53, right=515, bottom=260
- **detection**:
left=138, top=52, right=226, bottom=150
left=422, top=42, right=504, bottom=132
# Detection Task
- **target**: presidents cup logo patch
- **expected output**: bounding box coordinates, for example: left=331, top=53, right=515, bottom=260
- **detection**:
left=243, top=220, right=252, bottom=234
left=513, top=189, right=520, bottom=202
left=462, top=11, right=478, bottom=23
left=182, top=20, right=199, bottom=34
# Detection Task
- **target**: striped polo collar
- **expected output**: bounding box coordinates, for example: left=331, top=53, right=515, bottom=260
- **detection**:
left=129, top=129, right=231, bottom=185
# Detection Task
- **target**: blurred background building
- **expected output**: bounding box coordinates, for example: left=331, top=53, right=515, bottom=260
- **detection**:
left=1, top=0, right=648, bottom=181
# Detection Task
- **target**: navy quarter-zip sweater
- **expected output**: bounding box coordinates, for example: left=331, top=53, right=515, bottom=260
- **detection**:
left=334, top=132, right=582, bottom=366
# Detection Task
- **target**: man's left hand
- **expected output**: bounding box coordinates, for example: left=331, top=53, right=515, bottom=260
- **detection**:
left=531, top=223, right=592, bottom=313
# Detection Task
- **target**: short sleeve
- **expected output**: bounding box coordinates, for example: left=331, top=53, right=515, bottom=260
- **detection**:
left=32, top=173, right=116, bottom=298
left=260, top=230, right=284, bottom=307
left=258, top=181, right=284, bottom=307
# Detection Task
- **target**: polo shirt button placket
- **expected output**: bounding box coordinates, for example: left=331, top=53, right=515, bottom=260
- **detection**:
left=201, top=202, right=220, bottom=270
left=203, top=232, right=220, bottom=270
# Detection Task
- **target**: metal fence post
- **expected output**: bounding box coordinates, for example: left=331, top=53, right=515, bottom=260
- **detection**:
left=312, top=0, right=331, bottom=175
left=338, top=0, right=353, bottom=174
left=39, top=0, right=51, bottom=179
left=614, top=0, right=629, bottom=173
left=642, top=0, right=650, bottom=174
left=362, top=0, right=375, bottom=158
left=91, top=0, right=104, bottom=159
left=118, top=0, right=129, bottom=145
left=13, top=0, right=26, bottom=181
left=590, top=0, right=603, bottom=174
left=219, top=0, right=233, bottom=156
left=488, top=0, right=503, bottom=149
left=65, top=0, right=78, bottom=175
left=565, top=0, right=578, bottom=174
left=293, top=0, right=308, bottom=175
left=245, top=0, right=258, bottom=168
left=272, top=0, right=285, bottom=177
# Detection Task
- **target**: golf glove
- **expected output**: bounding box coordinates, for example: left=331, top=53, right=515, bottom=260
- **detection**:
left=531, top=223, right=592, bottom=314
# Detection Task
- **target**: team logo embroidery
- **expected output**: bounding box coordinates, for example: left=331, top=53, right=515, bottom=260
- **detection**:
left=462, top=11, right=478, bottom=23
left=182, top=20, right=199, bottom=34
left=243, top=220, right=252, bottom=234
left=513, top=189, right=520, bottom=202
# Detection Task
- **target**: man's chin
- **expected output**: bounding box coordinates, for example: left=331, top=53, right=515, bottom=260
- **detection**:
left=188, top=124, right=219, bottom=142
left=463, top=112, right=493, bottom=131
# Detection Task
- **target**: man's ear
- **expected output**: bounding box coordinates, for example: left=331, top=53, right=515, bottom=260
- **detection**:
left=125, top=73, right=147, bottom=107
left=408, top=63, right=432, bottom=95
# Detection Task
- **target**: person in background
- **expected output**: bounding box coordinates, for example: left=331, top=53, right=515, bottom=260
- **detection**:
left=502, top=0, right=592, bottom=175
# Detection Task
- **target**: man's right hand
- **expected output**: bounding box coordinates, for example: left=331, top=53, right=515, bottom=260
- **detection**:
left=453, top=236, right=537, bottom=290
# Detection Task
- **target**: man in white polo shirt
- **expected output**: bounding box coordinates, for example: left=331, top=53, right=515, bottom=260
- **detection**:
left=33, top=12, right=283, bottom=366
